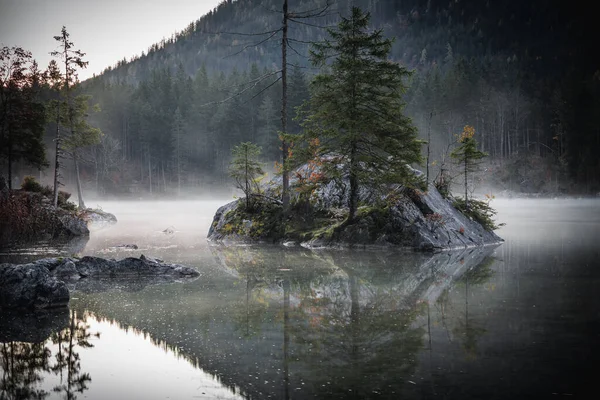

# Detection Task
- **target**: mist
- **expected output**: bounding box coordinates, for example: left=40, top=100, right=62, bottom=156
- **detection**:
left=82, top=198, right=228, bottom=252
left=1, top=1, right=599, bottom=398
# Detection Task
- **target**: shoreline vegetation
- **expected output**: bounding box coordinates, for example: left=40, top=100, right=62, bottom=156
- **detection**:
left=0, top=176, right=115, bottom=247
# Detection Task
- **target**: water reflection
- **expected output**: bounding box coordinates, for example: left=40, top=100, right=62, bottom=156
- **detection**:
left=0, top=237, right=89, bottom=265
left=68, top=245, right=496, bottom=399
left=434, top=258, right=494, bottom=361
left=0, top=311, right=94, bottom=400
left=50, top=311, right=95, bottom=400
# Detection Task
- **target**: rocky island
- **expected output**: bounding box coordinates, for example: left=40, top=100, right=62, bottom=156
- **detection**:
left=208, top=170, right=503, bottom=251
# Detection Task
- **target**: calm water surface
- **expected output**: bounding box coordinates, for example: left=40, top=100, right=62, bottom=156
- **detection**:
left=1, top=198, right=599, bottom=399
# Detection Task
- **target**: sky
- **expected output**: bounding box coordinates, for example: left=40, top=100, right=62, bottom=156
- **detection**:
left=0, top=0, right=222, bottom=80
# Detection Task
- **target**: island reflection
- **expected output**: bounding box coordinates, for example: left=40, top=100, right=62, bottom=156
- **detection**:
left=59, top=246, right=497, bottom=399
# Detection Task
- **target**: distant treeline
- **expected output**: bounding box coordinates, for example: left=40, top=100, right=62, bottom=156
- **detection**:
left=3, top=0, right=599, bottom=194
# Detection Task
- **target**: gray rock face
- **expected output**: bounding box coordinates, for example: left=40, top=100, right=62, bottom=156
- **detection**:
left=207, top=200, right=240, bottom=242
left=81, top=208, right=118, bottom=228
left=209, top=176, right=502, bottom=251
left=34, top=255, right=201, bottom=280
left=0, top=255, right=200, bottom=310
left=56, top=208, right=90, bottom=236
left=305, top=184, right=502, bottom=250
left=0, top=263, right=70, bottom=309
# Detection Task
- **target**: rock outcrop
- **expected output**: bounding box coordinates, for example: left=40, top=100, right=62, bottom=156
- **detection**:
left=0, top=263, right=70, bottom=309
left=80, top=208, right=118, bottom=228
left=0, top=255, right=200, bottom=310
left=208, top=180, right=502, bottom=251
left=0, top=190, right=89, bottom=245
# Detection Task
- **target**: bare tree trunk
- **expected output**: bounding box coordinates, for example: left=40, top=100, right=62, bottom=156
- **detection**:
left=53, top=112, right=61, bottom=207
left=348, top=141, right=358, bottom=222
left=162, top=163, right=166, bottom=193
left=281, top=0, right=290, bottom=211
left=426, top=111, right=433, bottom=186
left=245, top=146, right=249, bottom=209
left=177, top=134, right=181, bottom=196
left=148, top=151, right=152, bottom=195
left=464, top=158, right=468, bottom=209
left=7, top=140, right=12, bottom=190
left=73, top=151, right=85, bottom=209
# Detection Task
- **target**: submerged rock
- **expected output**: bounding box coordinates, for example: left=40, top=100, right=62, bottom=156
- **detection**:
left=0, top=255, right=200, bottom=310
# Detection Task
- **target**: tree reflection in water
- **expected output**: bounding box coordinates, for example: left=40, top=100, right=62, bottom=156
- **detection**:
left=435, top=257, right=495, bottom=360
left=0, top=342, right=52, bottom=400
left=0, top=310, right=96, bottom=400
left=208, top=246, right=497, bottom=399
left=51, top=310, right=96, bottom=400
left=288, top=260, right=426, bottom=399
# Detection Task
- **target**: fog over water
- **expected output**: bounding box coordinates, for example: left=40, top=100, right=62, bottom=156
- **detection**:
left=84, top=199, right=228, bottom=250
left=79, top=196, right=600, bottom=251
left=2, top=197, right=599, bottom=399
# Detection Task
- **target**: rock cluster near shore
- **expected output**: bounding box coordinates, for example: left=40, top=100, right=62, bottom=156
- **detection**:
left=0, top=190, right=89, bottom=245
left=0, top=255, right=200, bottom=310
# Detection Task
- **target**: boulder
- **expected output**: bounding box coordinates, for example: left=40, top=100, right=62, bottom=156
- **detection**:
left=0, top=255, right=200, bottom=310
left=56, top=208, right=89, bottom=236
left=208, top=200, right=243, bottom=242
left=304, top=184, right=502, bottom=250
left=0, top=263, right=70, bottom=309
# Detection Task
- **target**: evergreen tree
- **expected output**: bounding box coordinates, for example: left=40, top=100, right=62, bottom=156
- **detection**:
left=257, top=96, right=279, bottom=161
left=0, top=46, right=47, bottom=188
left=171, top=107, right=186, bottom=195
left=302, top=7, right=423, bottom=222
left=61, top=94, right=102, bottom=207
left=51, top=26, right=90, bottom=208
left=450, top=125, right=487, bottom=208
left=229, top=142, right=265, bottom=210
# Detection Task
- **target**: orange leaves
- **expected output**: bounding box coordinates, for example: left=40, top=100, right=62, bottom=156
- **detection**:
left=274, top=161, right=283, bottom=174
left=458, top=125, right=476, bottom=143
left=294, top=137, right=325, bottom=196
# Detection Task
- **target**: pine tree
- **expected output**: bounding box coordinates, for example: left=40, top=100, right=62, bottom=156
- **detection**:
left=172, top=107, right=186, bottom=195
left=229, top=142, right=265, bottom=210
left=302, top=7, right=423, bottom=222
left=51, top=26, right=92, bottom=209
left=450, top=125, right=487, bottom=208
left=257, top=96, right=279, bottom=161
left=0, top=46, right=47, bottom=189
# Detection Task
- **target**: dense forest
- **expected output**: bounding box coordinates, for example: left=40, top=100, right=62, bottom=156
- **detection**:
left=2, top=0, right=599, bottom=198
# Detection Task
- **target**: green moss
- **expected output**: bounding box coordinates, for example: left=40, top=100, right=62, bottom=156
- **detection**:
left=219, top=200, right=284, bottom=241
left=452, top=197, right=502, bottom=231
left=216, top=197, right=399, bottom=245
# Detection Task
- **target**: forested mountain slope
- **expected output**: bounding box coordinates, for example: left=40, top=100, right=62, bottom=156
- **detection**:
left=73, top=0, right=599, bottom=195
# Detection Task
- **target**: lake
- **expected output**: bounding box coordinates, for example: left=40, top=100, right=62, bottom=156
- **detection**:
left=1, top=198, right=599, bottom=399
